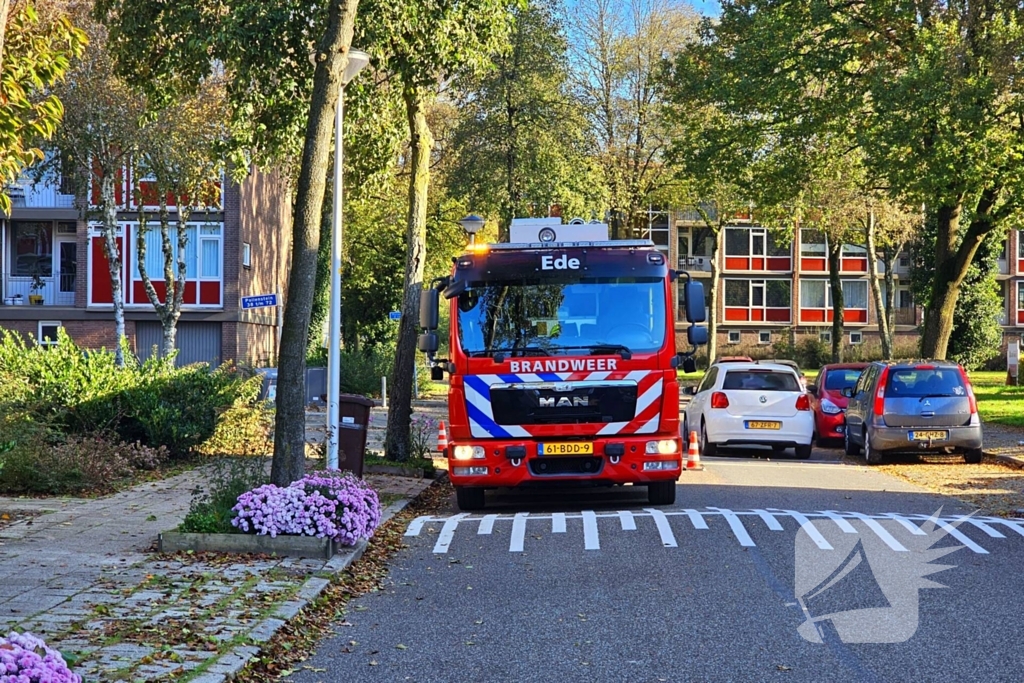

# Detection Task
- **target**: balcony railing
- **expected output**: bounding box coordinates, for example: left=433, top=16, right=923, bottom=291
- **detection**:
left=893, top=307, right=917, bottom=326
left=7, top=179, right=75, bottom=209
left=1, top=271, right=75, bottom=306
left=678, top=256, right=713, bottom=272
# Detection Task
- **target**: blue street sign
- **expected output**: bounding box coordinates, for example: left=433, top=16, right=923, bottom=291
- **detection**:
left=389, top=311, right=402, bottom=321
left=241, top=293, right=279, bottom=310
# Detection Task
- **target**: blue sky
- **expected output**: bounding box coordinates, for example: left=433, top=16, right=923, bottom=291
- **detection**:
left=690, top=0, right=721, bottom=16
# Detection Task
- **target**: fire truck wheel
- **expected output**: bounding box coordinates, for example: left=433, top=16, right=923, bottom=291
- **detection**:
left=647, top=481, right=676, bottom=506
left=455, top=486, right=485, bottom=511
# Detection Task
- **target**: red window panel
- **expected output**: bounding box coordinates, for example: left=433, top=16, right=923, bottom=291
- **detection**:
left=725, top=257, right=748, bottom=271
left=800, top=258, right=826, bottom=272
left=800, top=309, right=826, bottom=323
left=132, top=279, right=196, bottom=305
left=90, top=235, right=124, bottom=305
left=1017, top=310, right=1024, bottom=325
left=751, top=257, right=765, bottom=271
left=846, top=309, right=868, bottom=324
left=725, top=307, right=749, bottom=321
left=751, top=308, right=765, bottom=321
left=841, top=258, right=868, bottom=272
left=765, top=308, right=791, bottom=322
left=199, top=281, right=221, bottom=306
left=767, top=257, right=791, bottom=271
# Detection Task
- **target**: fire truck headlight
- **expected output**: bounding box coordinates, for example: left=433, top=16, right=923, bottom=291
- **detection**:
left=646, top=439, right=679, bottom=455
left=453, top=445, right=485, bottom=460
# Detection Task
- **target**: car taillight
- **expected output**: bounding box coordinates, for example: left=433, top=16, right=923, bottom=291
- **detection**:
left=711, top=392, right=729, bottom=409
left=873, top=367, right=889, bottom=416
left=796, top=394, right=810, bottom=411
left=958, top=366, right=978, bottom=414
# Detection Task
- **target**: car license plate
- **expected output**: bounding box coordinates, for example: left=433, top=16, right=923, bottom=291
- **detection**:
left=910, top=430, right=948, bottom=441
left=538, top=442, right=593, bottom=456
left=745, top=421, right=781, bottom=430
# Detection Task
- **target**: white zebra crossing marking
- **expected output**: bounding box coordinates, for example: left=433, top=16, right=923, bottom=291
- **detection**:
left=404, top=507, right=1022, bottom=556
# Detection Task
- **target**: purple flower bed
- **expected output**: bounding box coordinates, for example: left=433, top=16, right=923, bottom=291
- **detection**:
left=0, top=631, right=80, bottom=683
left=231, top=472, right=381, bottom=546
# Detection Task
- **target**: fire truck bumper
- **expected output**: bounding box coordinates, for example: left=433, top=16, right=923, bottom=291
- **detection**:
left=447, top=435, right=683, bottom=488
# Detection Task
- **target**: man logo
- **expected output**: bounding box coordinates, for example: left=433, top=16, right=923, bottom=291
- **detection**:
left=539, top=396, right=588, bottom=408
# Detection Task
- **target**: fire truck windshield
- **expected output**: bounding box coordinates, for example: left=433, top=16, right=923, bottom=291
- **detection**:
left=455, top=277, right=667, bottom=356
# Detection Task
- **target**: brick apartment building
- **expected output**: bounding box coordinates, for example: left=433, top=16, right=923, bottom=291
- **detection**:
left=0, top=166, right=291, bottom=366
left=642, top=206, right=1021, bottom=353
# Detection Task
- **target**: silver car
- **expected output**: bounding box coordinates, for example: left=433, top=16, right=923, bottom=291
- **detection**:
left=842, top=360, right=983, bottom=464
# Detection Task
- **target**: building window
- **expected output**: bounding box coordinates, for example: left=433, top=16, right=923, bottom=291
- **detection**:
left=820, top=330, right=832, bottom=343
left=725, top=279, right=749, bottom=307
left=642, top=208, right=669, bottom=253
left=242, top=242, right=252, bottom=269
left=899, top=252, right=911, bottom=267
left=842, top=280, right=869, bottom=309
left=800, top=229, right=826, bottom=258
left=842, top=243, right=868, bottom=258
left=758, top=330, right=771, bottom=345
left=728, top=330, right=741, bottom=344
left=850, top=331, right=863, bottom=345
left=11, top=221, right=53, bottom=277
left=725, top=228, right=749, bottom=256
left=38, top=321, right=61, bottom=347
left=724, top=278, right=791, bottom=323
left=691, top=226, right=714, bottom=257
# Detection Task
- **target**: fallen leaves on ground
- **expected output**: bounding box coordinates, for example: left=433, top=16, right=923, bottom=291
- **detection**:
left=874, top=455, right=1024, bottom=516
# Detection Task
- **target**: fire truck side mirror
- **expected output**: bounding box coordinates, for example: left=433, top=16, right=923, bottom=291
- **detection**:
left=419, top=287, right=440, bottom=330
left=417, top=332, right=439, bottom=354
left=687, top=325, right=708, bottom=346
left=430, top=366, right=445, bottom=381
left=685, top=281, right=706, bottom=323
left=681, top=356, right=697, bottom=374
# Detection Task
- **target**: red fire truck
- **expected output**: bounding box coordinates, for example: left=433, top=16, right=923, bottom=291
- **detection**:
left=417, top=220, right=707, bottom=510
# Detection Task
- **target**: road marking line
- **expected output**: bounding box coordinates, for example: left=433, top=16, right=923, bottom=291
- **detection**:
left=882, top=513, right=927, bottom=536
left=954, top=516, right=1006, bottom=538
left=776, top=510, right=833, bottom=550
left=552, top=512, right=567, bottom=533
left=618, top=510, right=637, bottom=531
left=433, top=514, right=467, bottom=554
left=510, top=513, right=529, bottom=552
left=984, top=517, right=1024, bottom=538
left=478, top=514, right=498, bottom=535
left=684, top=509, right=709, bottom=529
left=710, top=507, right=755, bottom=547
left=582, top=510, right=600, bottom=550
left=915, top=515, right=988, bottom=555
left=820, top=511, right=858, bottom=534
left=644, top=508, right=678, bottom=548
left=752, top=509, right=784, bottom=531
left=846, top=512, right=907, bottom=552
left=405, top=516, right=431, bottom=537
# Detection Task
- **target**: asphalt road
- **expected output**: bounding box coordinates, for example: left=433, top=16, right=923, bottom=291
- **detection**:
left=291, top=447, right=1024, bottom=683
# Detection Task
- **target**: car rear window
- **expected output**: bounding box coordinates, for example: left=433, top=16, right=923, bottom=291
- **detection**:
left=825, top=369, right=863, bottom=391
left=886, top=368, right=966, bottom=397
left=723, top=370, right=800, bottom=392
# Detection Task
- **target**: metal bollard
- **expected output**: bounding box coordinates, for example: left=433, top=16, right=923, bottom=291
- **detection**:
left=381, top=376, right=388, bottom=409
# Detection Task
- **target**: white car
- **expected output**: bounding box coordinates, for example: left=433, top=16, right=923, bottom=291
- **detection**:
left=682, top=362, right=814, bottom=459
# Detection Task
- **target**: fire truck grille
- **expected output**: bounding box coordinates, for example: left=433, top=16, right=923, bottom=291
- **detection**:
left=489, top=384, right=638, bottom=425
left=528, top=456, right=604, bottom=476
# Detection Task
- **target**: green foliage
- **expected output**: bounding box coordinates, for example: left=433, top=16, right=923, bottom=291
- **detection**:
left=0, top=2, right=86, bottom=215
left=179, top=457, right=269, bottom=534
left=446, top=0, right=600, bottom=232
left=0, top=329, right=265, bottom=461
left=771, top=335, right=832, bottom=372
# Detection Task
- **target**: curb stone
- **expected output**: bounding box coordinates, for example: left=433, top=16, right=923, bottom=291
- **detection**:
left=189, top=485, right=433, bottom=682
left=994, top=453, right=1024, bottom=469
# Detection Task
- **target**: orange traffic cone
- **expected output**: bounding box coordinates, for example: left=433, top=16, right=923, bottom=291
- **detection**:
left=685, top=430, right=704, bottom=471
left=437, top=420, right=449, bottom=454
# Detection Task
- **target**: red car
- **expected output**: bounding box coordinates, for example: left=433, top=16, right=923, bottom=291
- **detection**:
left=808, top=363, right=869, bottom=446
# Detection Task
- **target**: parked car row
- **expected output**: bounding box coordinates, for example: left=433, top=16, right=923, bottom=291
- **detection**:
left=684, top=358, right=983, bottom=465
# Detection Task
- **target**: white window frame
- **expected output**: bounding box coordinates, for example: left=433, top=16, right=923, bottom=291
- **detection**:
left=242, top=242, right=252, bottom=269
left=849, top=331, right=863, bottom=345
left=727, top=330, right=741, bottom=345
left=758, top=330, right=771, bottom=345
left=819, top=330, right=832, bottom=343
left=38, top=321, right=61, bottom=347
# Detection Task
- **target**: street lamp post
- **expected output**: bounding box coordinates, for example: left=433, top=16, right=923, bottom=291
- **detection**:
left=458, top=214, right=485, bottom=245
left=327, top=50, right=371, bottom=471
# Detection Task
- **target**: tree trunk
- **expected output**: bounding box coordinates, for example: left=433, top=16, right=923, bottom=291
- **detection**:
left=271, top=0, right=361, bottom=487
left=827, top=238, right=844, bottom=363
left=100, top=171, right=126, bottom=368
left=920, top=203, right=990, bottom=359
left=883, top=245, right=899, bottom=343
left=384, top=84, right=433, bottom=462
left=308, top=179, right=333, bottom=352
left=865, top=210, right=892, bottom=359
left=705, top=223, right=721, bottom=366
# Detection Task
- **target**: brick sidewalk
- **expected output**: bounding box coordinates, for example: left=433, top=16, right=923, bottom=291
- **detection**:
left=0, top=464, right=433, bottom=682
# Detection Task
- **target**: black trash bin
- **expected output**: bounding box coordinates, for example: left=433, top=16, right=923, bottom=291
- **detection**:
left=336, top=394, right=374, bottom=477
